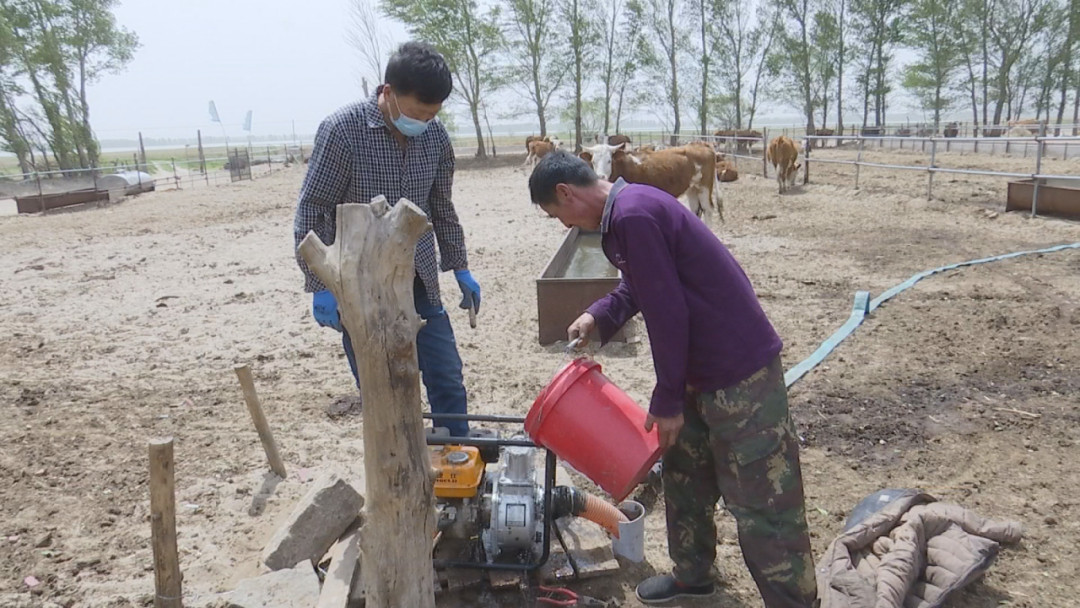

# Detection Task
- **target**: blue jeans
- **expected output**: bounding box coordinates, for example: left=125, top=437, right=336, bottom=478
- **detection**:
left=342, top=277, right=469, bottom=437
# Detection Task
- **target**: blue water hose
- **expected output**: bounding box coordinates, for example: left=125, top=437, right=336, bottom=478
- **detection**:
left=784, top=242, right=1080, bottom=388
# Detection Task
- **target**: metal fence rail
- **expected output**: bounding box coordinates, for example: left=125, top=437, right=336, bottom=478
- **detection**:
left=801, top=131, right=1080, bottom=217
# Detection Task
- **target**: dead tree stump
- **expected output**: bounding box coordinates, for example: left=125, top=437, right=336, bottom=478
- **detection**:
left=298, top=196, right=436, bottom=608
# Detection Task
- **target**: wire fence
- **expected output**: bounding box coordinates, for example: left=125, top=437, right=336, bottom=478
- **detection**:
left=658, top=124, right=1080, bottom=219
left=0, top=141, right=308, bottom=213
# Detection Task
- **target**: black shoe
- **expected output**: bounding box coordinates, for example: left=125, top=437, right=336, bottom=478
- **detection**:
left=635, top=574, right=715, bottom=604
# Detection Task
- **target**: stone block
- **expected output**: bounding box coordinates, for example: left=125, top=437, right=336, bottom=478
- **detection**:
left=262, top=470, right=364, bottom=571
left=229, top=561, right=320, bottom=608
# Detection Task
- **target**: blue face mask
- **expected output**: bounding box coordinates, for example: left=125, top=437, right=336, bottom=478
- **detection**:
left=391, top=93, right=431, bottom=138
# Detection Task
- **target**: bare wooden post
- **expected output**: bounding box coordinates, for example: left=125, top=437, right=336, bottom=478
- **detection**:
left=855, top=136, right=864, bottom=189
left=150, top=438, right=183, bottom=608
left=927, top=138, right=937, bottom=200
left=234, top=365, right=287, bottom=478
left=762, top=127, right=768, bottom=178
left=1032, top=122, right=1046, bottom=218
left=802, top=137, right=810, bottom=185
left=298, top=196, right=436, bottom=608
left=35, top=172, right=43, bottom=213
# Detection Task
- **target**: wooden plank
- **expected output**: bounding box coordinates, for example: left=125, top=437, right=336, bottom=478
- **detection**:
left=149, top=438, right=183, bottom=608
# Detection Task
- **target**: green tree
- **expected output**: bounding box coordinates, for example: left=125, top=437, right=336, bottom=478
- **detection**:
left=644, top=0, right=690, bottom=144
left=0, top=0, right=136, bottom=172
left=562, top=0, right=595, bottom=150
left=383, top=0, right=503, bottom=158
left=901, top=0, right=962, bottom=126
left=502, top=0, right=565, bottom=136
left=850, top=0, right=906, bottom=127
left=770, top=0, right=818, bottom=132
left=612, top=0, right=650, bottom=131
left=986, top=0, right=1050, bottom=124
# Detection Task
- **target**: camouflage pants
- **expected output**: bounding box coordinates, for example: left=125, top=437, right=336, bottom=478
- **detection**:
left=664, top=356, right=817, bottom=608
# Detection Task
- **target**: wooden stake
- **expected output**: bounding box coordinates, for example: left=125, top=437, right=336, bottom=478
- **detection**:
left=149, top=438, right=183, bottom=608
left=299, top=196, right=436, bottom=608
left=234, top=365, right=287, bottom=478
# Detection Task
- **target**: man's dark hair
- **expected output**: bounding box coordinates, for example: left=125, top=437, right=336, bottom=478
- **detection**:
left=384, top=42, right=453, bottom=104
left=529, top=151, right=599, bottom=205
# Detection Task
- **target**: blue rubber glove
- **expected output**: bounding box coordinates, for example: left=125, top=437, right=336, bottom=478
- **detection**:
left=312, top=290, right=343, bottom=332
left=454, top=269, right=481, bottom=313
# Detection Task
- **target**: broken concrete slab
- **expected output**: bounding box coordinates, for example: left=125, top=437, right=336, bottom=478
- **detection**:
left=262, top=470, right=364, bottom=571
left=318, top=521, right=362, bottom=608
left=229, top=561, right=320, bottom=608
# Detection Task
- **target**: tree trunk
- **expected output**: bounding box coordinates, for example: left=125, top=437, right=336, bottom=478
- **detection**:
left=1073, top=82, right=1079, bottom=135
left=298, top=196, right=436, bottom=608
left=981, top=2, right=989, bottom=127
left=699, top=0, right=708, bottom=135
left=668, top=0, right=681, bottom=146
left=470, top=101, right=487, bottom=159
left=603, top=0, right=618, bottom=135
left=534, top=69, right=547, bottom=137
left=836, top=0, right=845, bottom=139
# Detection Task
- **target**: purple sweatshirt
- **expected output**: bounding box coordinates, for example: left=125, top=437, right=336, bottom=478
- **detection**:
left=586, top=179, right=783, bottom=417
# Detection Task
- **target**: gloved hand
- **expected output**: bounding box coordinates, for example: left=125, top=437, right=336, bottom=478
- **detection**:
left=454, top=269, right=481, bottom=313
left=312, top=290, right=343, bottom=332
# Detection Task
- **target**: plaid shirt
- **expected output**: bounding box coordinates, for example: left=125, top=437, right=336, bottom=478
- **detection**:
left=293, top=92, right=467, bottom=304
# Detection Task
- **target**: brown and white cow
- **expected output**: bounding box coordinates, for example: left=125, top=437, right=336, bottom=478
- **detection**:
left=766, top=136, right=800, bottom=194
left=580, top=142, right=722, bottom=221
left=715, top=153, right=738, bottom=182
left=523, top=139, right=562, bottom=170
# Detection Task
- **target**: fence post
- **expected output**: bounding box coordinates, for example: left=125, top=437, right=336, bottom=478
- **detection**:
left=803, top=137, right=810, bottom=185
left=855, top=136, right=864, bottom=189
left=974, top=133, right=979, bottom=154
left=92, top=160, right=98, bottom=192
left=762, top=127, right=768, bottom=178
left=197, top=130, right=206, bottom=175
left=1032, top=122, right=1045, bottom=218
left=172, top=158, right=179, bottom=190
left=927, top=138, right=937, bottom=201
left=35, top=171, right=43, bottom=213
left=267, top=145, right=272, bottom=175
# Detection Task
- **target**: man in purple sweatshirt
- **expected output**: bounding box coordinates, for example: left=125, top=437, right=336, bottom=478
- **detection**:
left=528, top=151, right=817, bottom=607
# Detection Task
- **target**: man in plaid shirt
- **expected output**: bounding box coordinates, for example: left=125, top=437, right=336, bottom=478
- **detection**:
left=293, top=42, right=478, bottom=437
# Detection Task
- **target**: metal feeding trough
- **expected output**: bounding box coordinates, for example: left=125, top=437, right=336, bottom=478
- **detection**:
left=536, top=227, right=625, bottom=345
left=1007, top=177, right=1080, bottom=219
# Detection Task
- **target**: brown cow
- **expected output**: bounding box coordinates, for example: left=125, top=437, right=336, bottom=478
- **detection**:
left=812, top=128, right=834, bottom=148
left=608, top=134, right=632, bottom=146
left=1008, top=118, right=1039, bottom=135
left=943, top=122, right=959, bottom=138
left=580, top=142, right=722, bottom=220
left=766, top=136, right=800, bottom=194
left=523, top=139, right=561, bottom=170
left=713, top=129, right=762, bottom=153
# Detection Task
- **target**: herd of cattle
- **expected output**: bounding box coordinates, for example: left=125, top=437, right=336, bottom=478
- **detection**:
left=522, top=131, right=803, bottom=219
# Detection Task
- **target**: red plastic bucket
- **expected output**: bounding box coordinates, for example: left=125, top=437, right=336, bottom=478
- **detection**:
left=525, top=358, right=662, bottom=502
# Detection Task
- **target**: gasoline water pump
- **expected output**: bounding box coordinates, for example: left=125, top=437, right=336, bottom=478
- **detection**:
left=425, top=414, right=628, bottom=571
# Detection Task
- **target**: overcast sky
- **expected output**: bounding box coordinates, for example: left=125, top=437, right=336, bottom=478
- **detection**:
left=87, top=0, right=410, bottom=141
left=87, top=0, right=925, bottom=142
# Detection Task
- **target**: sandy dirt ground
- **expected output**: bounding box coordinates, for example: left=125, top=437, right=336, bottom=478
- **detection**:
left=2, top=148, right=1080, bottom=607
